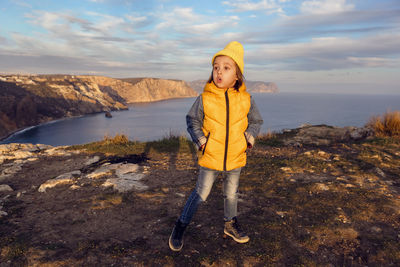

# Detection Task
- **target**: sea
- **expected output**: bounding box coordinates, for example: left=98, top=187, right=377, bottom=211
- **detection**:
left=2, top=92, right=400, bottom=146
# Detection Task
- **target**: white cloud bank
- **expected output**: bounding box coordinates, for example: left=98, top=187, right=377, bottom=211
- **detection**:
left=301, top=0, right=354, bottom=14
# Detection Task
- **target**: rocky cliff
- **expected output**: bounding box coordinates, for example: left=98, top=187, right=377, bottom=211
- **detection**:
left=76, top=76, right=198, bottom=103
left=188, top=79, right=279, bottom=93
left=120, top=78, right=198, bottom=103
left=0, top=75, right=198, bottom=140
left=245, top=81, right=279, bottom=93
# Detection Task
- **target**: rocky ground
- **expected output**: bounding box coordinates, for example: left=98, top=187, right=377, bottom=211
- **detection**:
left=0, top=125, right=399, bottom=266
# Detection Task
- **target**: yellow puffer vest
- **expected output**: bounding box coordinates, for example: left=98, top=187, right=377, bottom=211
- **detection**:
left=199, top=81, right=251, bottom=171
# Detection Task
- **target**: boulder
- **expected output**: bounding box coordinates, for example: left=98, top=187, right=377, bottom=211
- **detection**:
left=85, top=156, right=101, bottom=166
left=102, top=173, right=147, bottom=192
left=86, top=163, right=118, bottom=179
left=0, top=164, right=23, bottom=181
left=38, top=170, right=81, bottom=192
left=283, top=125, right=373, bottom=146
left=0, top=184, right=13, bottom=192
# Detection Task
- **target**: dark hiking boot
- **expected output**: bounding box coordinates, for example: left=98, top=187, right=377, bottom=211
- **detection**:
left=169, top=220, right=187, bottom=251
left=223, top=217, right=250, bottom=243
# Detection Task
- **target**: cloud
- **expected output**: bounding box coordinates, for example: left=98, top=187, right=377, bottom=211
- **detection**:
left=153, top=6, right=241, bottom=49
left=222, top=0, right=278, bottom=11
left=246, top=33, right=400, bottom=71
left=347, top=57, right=395, bottom=68
left=301, top=0, right=354, bottom=14
left=242, top=8, right=400, bottom=45
left=0, top=36, right=7, bottom=44
left=222, top=0, right=287, bottom=14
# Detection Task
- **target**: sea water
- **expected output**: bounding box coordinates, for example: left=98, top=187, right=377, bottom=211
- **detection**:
left=2, top=92, right=400, bottom=146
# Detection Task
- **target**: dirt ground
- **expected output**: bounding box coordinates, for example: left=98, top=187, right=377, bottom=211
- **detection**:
left=0, top=137, right=400, bottom=266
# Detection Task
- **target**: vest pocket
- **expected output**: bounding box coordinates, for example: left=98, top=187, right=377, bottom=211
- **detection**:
left=202, top=132, right=210, bottom=155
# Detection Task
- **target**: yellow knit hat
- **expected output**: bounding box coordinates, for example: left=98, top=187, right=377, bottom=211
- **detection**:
left=212, top=41, right=244, bottom=74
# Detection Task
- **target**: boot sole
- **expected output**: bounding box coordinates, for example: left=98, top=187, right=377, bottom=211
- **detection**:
left=168, top=233, right=183, bottom=252
left=223, top=229, right=250, bottom=243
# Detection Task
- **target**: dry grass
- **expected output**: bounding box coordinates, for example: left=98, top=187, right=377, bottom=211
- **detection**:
left=367, top=110, right=400, bottom=138
left=102, top=133, right=130, bottom=145
left=259, top=129, right=276, bottom=139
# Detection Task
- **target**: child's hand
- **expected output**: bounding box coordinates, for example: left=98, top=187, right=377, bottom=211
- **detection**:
left=199, top=144, right=205, bottom=151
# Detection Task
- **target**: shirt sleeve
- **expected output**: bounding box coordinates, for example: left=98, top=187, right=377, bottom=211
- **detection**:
left=186, top=95, right=206, bottom=148
left=245, top=96, right=264, bottom=146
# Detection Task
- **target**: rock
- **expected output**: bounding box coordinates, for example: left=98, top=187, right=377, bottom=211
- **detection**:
left=11, top=150, right=34, bottom=159
left=44, top=147, right=72, bottom=157
left=276, top=211, right=287, bottom=218
left=0, top=184, right=13, bottom=192
left=85, top=156, right=101, bottom=166
left=0, top=164, right=23, bottom=181
left=115, top=163, right=139, bottom=177
left=280, top=167, right=293, bottom=173
left=371, top=226, right=382, bottom=233
left=70, top=185, right=81, bottom=190
left=314, top=183, right=329, bottom=191
left=99, top=163, right=148, bottom=192
left=349, top=127, right=373, bottom=140
left=38, top=170, right=81, bottom=192
left=102, top=173, right=147, bottom=192
left=0, top=210, right=8, bottom=217
left=86, top=163, right=117, bottom=179
left=283, top=125, right=373, bottom=146
left=375, top=167, right=386, bottom=178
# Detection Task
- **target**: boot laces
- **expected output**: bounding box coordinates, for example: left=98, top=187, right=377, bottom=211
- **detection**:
left=232, top=218, right=244, bottom=234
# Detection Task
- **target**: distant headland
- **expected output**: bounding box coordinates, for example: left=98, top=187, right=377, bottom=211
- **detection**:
left=188, top=79, right=279, bottom=94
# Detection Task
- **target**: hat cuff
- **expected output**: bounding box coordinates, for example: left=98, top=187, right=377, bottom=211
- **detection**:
left=212, top=52, right=244, bottom=74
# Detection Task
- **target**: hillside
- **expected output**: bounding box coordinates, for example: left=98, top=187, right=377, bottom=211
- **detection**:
left=0, top=125, right=399, bottom=266
left=0, top=75, right=198, bottom=140
left=189, top=79, right=279, bottom=93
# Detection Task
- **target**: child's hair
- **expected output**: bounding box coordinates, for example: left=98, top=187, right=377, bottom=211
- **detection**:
left=207, top=57, right=245, bottom=91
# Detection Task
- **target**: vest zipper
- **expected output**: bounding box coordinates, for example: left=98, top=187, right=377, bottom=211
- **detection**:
left=224, top=90, right=229, bottom=171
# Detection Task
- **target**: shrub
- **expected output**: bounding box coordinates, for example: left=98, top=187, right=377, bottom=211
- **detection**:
left=257, top=129, right=284, bottom=147
left=367, top=110, right=400, bottom=137
left=259, top=129, right=276, bottom=140
left=103, top=134, right=130, bottom=145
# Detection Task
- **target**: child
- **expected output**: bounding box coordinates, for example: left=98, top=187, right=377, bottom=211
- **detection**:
left=169, top=41, right=263, bottom=252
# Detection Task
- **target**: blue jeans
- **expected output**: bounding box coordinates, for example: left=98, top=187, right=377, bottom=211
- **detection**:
left=179, top=166, right=241, bottom=224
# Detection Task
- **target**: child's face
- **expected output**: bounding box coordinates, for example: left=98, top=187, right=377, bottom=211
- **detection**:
left=212, top=56, right=238, bottom=89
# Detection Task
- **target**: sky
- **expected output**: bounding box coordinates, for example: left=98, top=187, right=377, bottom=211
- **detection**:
left=0, top=0, right=399, bottom=94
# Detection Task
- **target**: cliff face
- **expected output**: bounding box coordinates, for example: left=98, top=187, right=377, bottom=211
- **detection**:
left=189, top=80, right=279, bottom=94
left=245, top=81, right=279, bottom=93
left=77, top=76, right=198, bottom=103
left=120, top=78, right=198, bottom=103
left=0, top=75, right=198, bottom=140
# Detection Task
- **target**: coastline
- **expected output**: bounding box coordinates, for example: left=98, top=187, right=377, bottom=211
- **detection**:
left=0, top=96, right=198, bottom=144
left=0, top=111, right=119, bottom=144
